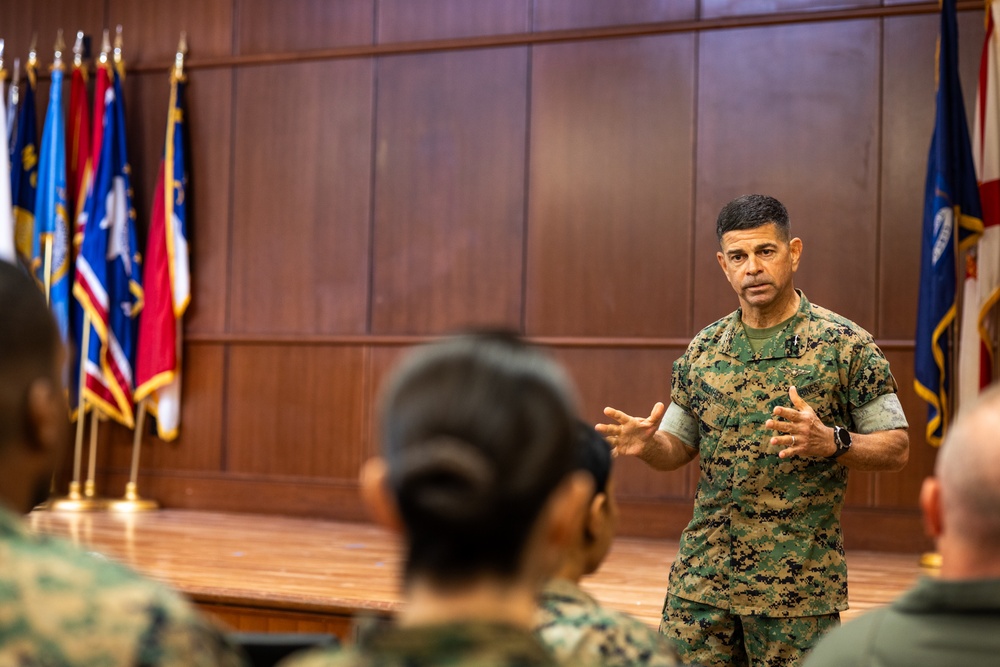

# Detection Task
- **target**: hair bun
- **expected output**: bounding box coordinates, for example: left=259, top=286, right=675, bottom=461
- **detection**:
left=392, top=437, right=497, bottom=525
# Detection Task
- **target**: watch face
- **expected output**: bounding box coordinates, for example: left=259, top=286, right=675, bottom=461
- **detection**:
left=836, top=427, right=852, bottom=448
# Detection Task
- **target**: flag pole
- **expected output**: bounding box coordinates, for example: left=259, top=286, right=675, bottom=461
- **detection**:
left=108, top=399, right=158, bottom=512
left=48, top=311, right=105, bottom=511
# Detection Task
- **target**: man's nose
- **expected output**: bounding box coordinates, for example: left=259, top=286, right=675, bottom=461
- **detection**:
left=745, top=255, right=761, bottom=273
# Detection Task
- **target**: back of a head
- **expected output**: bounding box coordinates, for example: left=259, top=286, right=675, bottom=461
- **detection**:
left=0, top=261, right=60, bottom=448
left=380, top=332, right=578, bottom=587
left=716, top=194, right=790, bottom=243
left=936, top=384, right=1000, bottom=546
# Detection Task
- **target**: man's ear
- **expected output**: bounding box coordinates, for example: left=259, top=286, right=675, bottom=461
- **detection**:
left=24, top=377, right=65, bottom=455
left=789, top=237, right=803, bottom=271
left=584, top=492, right=608, bottom=542
left=716, top=250, right=728, bottom=275
left=920, top=476, right=943, bottom=540
left=359, top=457, right=404, bottom=534
left=545, top=471, right=594, bottom=548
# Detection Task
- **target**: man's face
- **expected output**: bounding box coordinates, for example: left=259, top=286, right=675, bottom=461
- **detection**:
left=716, top=223, right=802, bottom=313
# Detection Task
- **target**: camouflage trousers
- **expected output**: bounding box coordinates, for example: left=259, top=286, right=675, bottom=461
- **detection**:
left=659, top=594, right=839, bottom=667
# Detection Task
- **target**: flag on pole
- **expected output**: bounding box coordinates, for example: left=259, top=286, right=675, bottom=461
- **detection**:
left=0, top=48, right=14, bottom=265
left=915, top=0, right=985, bottom=446
left=33, top=60, right=70, bottom=341
left=10, top=58, right=37, bottom=274
left=70, top=53, right=116, bottom=421
left=73, top=66, right=143, bottom=427
left=68, top=46, right=91, bottom=252
left=963, top=0, right=1000, bottom=412
left=136, top=63, right=189, bottom=441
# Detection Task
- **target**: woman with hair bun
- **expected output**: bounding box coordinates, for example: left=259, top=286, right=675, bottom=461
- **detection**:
left=282, top=332, right=594, bottom=667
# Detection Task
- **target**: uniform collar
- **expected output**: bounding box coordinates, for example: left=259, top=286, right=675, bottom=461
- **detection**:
left=540, top=578, right=599, bottom=608
left=719, top=290, right=811, bottom=362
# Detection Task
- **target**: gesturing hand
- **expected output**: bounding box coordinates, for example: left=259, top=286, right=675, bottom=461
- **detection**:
left=766, top=386, right=835, bottom=459
left=596, top=402, right=666, bottom=459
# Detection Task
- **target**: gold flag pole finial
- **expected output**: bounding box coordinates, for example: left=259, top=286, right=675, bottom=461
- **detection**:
left=52, top=29, right=66, bottom=72
left=112, top=25, right=124, bottom=80
left=174, top=31, right=187, bottom=81
left=99, top=28, right=110, bottom=65
left=27, top=33, right=37, bottom=85
left=0, top=39, right=6, bottom=83
left=72, top=30, right=84, bottom=69
left=10, top=57, right=20, bottom=109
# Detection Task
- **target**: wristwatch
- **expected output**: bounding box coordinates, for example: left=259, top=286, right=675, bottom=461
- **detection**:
left=829, top=426, right=852, bottom=459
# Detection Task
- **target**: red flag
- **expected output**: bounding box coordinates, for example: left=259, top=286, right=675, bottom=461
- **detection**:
left=963, top=2, right=1000, bottom=412
left=135, top=68, right=189, bottom=441
left=67, top=62, right=90, bottom=252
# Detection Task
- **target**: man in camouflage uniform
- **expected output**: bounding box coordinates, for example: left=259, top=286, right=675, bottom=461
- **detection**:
left=0, top=261, right=246, bottom=667
left=534, top=424, right=681, bottom=666
left=598, top=195, right=909, bottom=667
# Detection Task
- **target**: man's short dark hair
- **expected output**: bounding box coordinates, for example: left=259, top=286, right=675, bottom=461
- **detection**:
left=0, top=261, right=60, bottom=447
left=716, top=194, right=790, bottom=244
left=379, top=331, right=578, bottom=588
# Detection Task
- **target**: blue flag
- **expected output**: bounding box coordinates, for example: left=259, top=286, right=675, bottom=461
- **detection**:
left=33, top=65, right=70, bottom=341
left=10, top=67, right=37, bottom=274
left=915, top=0, right=985, bottom=446
left=73, top=66, right=143, bottom=427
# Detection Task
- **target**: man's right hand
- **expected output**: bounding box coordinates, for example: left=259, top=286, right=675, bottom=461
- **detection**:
left=596, top=402, right=667, bottom=460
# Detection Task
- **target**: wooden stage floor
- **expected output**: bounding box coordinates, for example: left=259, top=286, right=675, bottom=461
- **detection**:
left=28, top=509, right=930, bottom=639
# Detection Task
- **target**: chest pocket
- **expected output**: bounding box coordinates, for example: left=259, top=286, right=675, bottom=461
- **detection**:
left=790, top=375, right=848, bottom=428
left=689, top=375, right=739, bottom=456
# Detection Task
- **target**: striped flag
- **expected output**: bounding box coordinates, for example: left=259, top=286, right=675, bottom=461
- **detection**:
left=33, top=64, right=70, bottom=341
left=10, top=62, right=37, bottom=274
left=73, top=66, right=143, bottom=427
left=136, top=67, right=190, bottom=441
left=915, top=0, right=985, bottom=445
left=963, top=0, right=1000, bottom=413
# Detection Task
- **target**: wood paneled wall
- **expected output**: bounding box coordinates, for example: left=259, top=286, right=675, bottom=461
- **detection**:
left=7, top=0, right=985, bottom=552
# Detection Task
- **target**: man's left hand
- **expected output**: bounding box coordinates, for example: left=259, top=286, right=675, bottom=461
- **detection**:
left=766, top=386, right=836, bottom=459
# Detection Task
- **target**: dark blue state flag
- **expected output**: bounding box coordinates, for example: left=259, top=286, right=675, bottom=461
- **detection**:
left=73, top=67, right=143, bottom=427
left=915, top=0, right=985, bottom=446
left=10, top=65, right=37, bottom=274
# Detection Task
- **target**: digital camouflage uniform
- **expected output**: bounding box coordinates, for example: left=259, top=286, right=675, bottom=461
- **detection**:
left=660, top=291, right=907, bottom=667
left=534, top=578, right=680, bottom=667
left=280, top=621, right=559, bottom=667
left=0, top=504, right=246, bottom=667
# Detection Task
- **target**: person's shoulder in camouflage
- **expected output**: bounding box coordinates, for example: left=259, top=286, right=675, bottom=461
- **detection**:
left=0, top=506, right=246, bottom=667
left=536, top=578, right=680, bottom=667
left=0, top=262, right=245, bottom=667
left=280, top=621, right=557, bottom=667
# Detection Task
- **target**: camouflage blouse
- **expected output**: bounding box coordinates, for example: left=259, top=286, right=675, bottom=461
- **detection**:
left=0, top=504, right=246, bottom=667
left=280, top=621, right=558, bottom=667
left=665, top=292, right=907, bottom=616
left=535, top=578, right=680, bottom=666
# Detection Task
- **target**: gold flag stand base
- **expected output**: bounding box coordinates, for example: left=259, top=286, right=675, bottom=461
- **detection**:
left=919, top=552, right=942, bottom=570
left=107, top=483, right=159, bottom=513
left=47, top=482, right=109, bottom=512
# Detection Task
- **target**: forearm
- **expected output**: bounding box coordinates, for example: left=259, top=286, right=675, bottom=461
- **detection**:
left=637, top=430, right=698, bottom=471
left=833, top=427, right=909, bottom=472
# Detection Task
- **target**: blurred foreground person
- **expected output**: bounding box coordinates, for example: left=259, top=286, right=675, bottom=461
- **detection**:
left=0, top=261, right=246, bottom=667
left=535, top=423, right=684, bottom=666
left=803, top=384, right=1000, bottom=667
left=283, top=332, right=594, bottom=667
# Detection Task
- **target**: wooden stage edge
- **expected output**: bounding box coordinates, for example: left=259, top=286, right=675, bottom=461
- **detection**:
left=28, top=509, right=931, bottom=642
